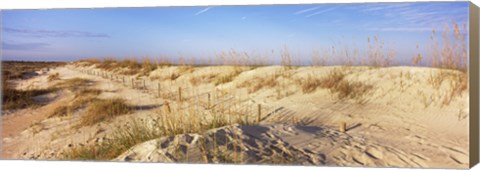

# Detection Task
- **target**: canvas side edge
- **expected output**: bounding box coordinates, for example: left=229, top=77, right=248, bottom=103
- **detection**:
left=469, top=1, right=479, bottom=169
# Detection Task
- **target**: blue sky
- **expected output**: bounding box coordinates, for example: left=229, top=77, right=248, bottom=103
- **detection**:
left=1, top=2, right=469, bottom=65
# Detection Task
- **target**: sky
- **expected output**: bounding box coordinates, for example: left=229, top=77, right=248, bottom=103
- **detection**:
left=1, top=2, right=469, bottom=65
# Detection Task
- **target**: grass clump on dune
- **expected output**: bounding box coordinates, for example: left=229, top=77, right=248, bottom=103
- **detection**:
left=47, top=88, right=102, bottom=118
left=2, top=88, right=54, bottom=110
left=331, top=79, right=373, bottom=102
left=47, top=73, right=60, bottom=81
left=213, top=70, right=243, bottom=86
left=295, top=68, right=372, bottom=103
left=80, top=98, right=131, bottom=126
left=238, top=74, right=278, bottom=93
left=64, top=95, right=256, bottom=160
left=295, top=68, right=345, bottom=94
left=62, top=119, right=162, bottom=160
left=53, top=78, right=91, bottom=91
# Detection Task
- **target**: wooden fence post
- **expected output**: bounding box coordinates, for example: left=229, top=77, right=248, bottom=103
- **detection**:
left=207, top=93, right=211, bottom=108
left=178, top=87, right=182, bottom=102
left=143, top=79, right=146, bottom=90
left=257, top=104, right=262, bottom=123
left=131, top=78, right=135, bottom=89
left=339, top=122, right=346, bottom=133
left=163, top=102, right=171, bottom=114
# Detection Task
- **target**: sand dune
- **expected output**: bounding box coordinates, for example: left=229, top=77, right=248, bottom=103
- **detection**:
left=1, top=63, right=469, bottom=168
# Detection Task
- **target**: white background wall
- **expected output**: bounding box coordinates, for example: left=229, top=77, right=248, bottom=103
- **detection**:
left=0, top=0, right=479, bottom=170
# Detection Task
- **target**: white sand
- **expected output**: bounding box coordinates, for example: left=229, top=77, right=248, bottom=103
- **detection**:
left=1, top=64, right=469, bottom=168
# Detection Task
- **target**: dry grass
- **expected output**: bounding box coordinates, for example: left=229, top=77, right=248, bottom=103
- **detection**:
left=238, top=74, right=279, bottom=93
left=2, top=61, right=64, bottom=79
left=318, top=69, right=373, bottom=103
left=178, top=66, right=195, bottom=74
left=213, top=70, right=244, bottom=86
left=156, top=98, right=254, bottom=136
left=294, top=68, right=372, bottom=103
left=169, top=73, right=181, bottom=81
left=295, top=68, right=346, bottom=94
left=48, top=105, right=70, bottom=118
left=437, top=71, right=468, bottom=106
left=2, top=88, right=54, bottom=110
left=426, top=22, right=468, bottom=106
left=411, top=45, right=423, bottom=66
left=367, top=36, right=396, bottom=67
left=189, top=74, right=216, bottom=85
left=80, top=98, right=131, bottom=126
left=319, top=69, right=346, bottom=89
left=54, top=78, right=89, bottom=88
left=427, top=69, right=468, bottom=105
left=331, top=79, right=373, bottom=103
left=62, top=119, right=163, bottom=160
left=77, top=59, right=100, bottom=65
left=189, top=67, right=250, bottom=86
left=1, top=62, right=65, bottom=111
left=141, top=58, right=157, bottom=75
left=63, top=94, right=256, bottom=160
left=47, top=73, right=60, bottom=81
left=49, top=80, right=99, bottom=118
left=53, top=78, right=91, bottom=92
left=429, top=22, right=467, bottom=71
left=91, top=58, right=158, bottom=76
left=47, top=88, right=102, bottom=118
left=155, top=66, right=195, bottom=81
left=295, top=74, right=322, bottom=93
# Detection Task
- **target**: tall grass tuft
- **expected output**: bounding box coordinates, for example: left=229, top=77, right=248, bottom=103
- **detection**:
left=429, top=23, right=467, bottom=71
left=47, top=73, right=60, bottom=81
left=238, top=74, right=279, bottom=93
left=62, top=119, right=163, bottom=160
left=2, top=88, right=54, bottom=110
left=80, top=98, right=131, bottom=126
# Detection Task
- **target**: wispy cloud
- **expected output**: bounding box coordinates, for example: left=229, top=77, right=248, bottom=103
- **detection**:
left=195, top=7, right=213, bottom=15
left=294, top=6, right=320, bottom=15
left=360, top=3, right=412, bottom=12
left=305, top=7, right=336, bottom=18
left=3, top=27, right=110, bottom=38
left=241, top=16, right=247, bottom=20
left=358, top=3, right=467, bottom=27
left=368, top=27, right=433, bottom=32
left=2, top=41, right=50, bottom=50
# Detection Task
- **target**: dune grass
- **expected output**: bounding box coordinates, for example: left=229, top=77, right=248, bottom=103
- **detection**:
left=47, top=73, right=60, bottom=81
left=2, top=61, right=65, bottom=111
left=62, top=119, right=162, bottom=160
left=63, top=90, right=256, bottom=161
left=295, top=68, right=345, bottom=94
left=2, top=77, right=94, bottom=111
left=189, top=74, right=216, bottom=85
left=63, top=104, right=255, bottom=160
left=80, top=98, right=131, bottom=126
left=238, top=74, right=279, bottom=93
left=47, top=88, right=102, bottom=118
left=213, top=70, right=244, bottom=86
left=332, top=79, right=373, bottom=103
left=2, top=88, right=54, bottom=110
left=294, top=68, right=372, bottom=103
left=53, top=78, right=91, bottom=91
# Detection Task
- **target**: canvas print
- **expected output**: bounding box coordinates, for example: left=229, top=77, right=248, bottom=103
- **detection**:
left=1, top=1, right=475, bottom=169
